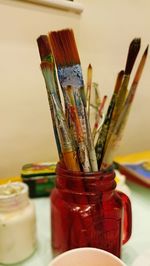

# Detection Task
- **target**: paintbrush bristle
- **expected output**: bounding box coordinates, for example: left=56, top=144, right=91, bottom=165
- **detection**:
left=49, top=29, right=80, bottom=66
left=49, top=31, right=65, bottom=66
left=37, top=35, right=52, bottom=60
left=114, top=70, right=124, bottom=93
left=125, top=38, right=141, bottom=75
left=144, top=45, right=149, bottom=56
left=87, top=64, right=92, bottom=81
left=132, top=45, right=149, bottom=84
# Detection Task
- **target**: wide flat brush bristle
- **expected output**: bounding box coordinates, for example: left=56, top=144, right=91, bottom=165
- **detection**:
left=125, top=38, right=141, bottom=75
left=49, top=28, right=80, bottom=66
left=49, top=31, right=65, bottom=66
left=37, top=35, right=51, bottom=60
left=58, top=29, right=80, bottom=65
left=68, top=29, right=80, bottom=64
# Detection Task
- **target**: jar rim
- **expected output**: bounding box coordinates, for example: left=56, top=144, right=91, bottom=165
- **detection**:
left=0, top=182, right=28, bottom=200
left=56, top=162, right=115, bottom=179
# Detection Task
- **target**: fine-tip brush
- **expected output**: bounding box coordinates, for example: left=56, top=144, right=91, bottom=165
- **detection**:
left=40, top=61, right=80, bottom=171
left=49, top=28, right=98, bottom=171
left=66, top=85, right=91, bottom=172
left=95, top=70, right=124, bottom=169
left=86, top=64, right=93, bottom=119
left=113, top=38, right=141, bottom=121
left=92, top=95, right=107, bottom=140
left=37, top=36, right=62, bottom=158
left=102, top=45, right=149, bottom=168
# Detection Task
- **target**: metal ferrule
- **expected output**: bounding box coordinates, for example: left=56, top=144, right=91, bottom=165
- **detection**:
left=58, top=64, right=84, bottom=89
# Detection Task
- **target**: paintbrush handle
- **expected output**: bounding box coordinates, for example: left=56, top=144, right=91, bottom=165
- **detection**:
left=46, top=88, right=62, bottom=158
left=113, top=74, right=129, bottom=120
left=79, top=86, right=98, bottom=171
left=95, top=92, right=117, bottom=169
left=78, top=142, right=92, bottom=172
left=92, top=95, right=107, bottom=140
left=84, top=112, right=98, bottom=171
left=86, top=64, right=92, bottom=119
left=66, top=86, right=91, bottom=172
left=50, top=91, right=81, bottom=171
left=73, top=91, right=94, bottom=174
left=41, top=64, right=63, bottom=158
left=101, top=81, right=135, bottom=168
left=63, top=150, right=80, bottom=171
left=101, top=105, right=130, bottom=168
left=104, top=70, right=124, bottom=150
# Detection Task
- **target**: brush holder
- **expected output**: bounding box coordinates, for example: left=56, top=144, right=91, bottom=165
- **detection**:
left=50, top=162, right=132, bottom=258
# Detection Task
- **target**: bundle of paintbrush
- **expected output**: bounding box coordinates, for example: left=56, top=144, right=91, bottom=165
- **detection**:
left=95, top=39, right=148, bottom=169
left=37, top=30, right=98, bottom=172
left=101, top=44, right=149, bottom=168
left=37, top=35, right=80, bottom=171
left=37, top=29, right=148, bottom=172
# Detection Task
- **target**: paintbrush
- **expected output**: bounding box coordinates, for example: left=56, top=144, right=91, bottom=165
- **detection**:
left=95, top=38, right=141, bottom=168
left=94, top=82, right=101, bottom=107
left=104, top=70, right=124, bottom=147
left=89, top=83, right=101, bottom=118
left=37, top=35, right=62, bottom=105
left=37, top=36, right=62, bottom=158
left=49, top=28, right=98, bottom=171
left=66, top=85, right=91, bottom=172
left=86, top=64, right=93, bottom=119
left=51, top=94, right=80, bottom=171
left=93, top=82, right=101, bottom=120
left=113, top=38, right=141, bottom=121
left=41, top=61, right=80, bottom=171
left=37, top=35, right=53, bottom=61
left=49, top=29, right=85, bottom=134
left=92, top=95, right=107, bottom=140
left=37, top=34, right=72, bottom=130
left=95, top=70, right=124, bottom=169
left=102, top=45, right=149, bottom=168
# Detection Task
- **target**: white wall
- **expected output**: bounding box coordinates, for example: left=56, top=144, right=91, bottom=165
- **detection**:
left=0, top=0, right=150, bottom=177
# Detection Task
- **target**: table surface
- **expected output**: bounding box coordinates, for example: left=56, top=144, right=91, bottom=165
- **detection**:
left=1, top=181, right=150, bottom=266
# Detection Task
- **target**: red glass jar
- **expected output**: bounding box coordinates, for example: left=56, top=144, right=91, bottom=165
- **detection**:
left=51, top=162, right=132, bottom=258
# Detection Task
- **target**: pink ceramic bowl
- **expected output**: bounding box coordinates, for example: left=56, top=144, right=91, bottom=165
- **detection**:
left=49, top=248, right=126, bottom=266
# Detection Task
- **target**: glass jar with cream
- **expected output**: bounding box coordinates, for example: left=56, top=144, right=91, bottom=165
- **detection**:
left=0, top=182, right=37, bottom=264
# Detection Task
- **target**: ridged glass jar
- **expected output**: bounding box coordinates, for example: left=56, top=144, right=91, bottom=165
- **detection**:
left=51, top=163, right=132, bottom=258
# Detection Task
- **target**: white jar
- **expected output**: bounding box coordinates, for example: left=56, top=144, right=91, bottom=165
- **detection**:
left=0, top=182, right=37, bottom=264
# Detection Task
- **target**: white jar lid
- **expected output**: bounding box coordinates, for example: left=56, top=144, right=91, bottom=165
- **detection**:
left=0, top=182, right=29, bottom=212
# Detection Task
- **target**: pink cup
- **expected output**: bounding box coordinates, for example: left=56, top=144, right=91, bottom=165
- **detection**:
left=49, top=248, right=126, bottom=266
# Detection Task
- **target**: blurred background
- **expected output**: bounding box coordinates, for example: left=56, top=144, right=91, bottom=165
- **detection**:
left=0, top=0, right=150, bottom=177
